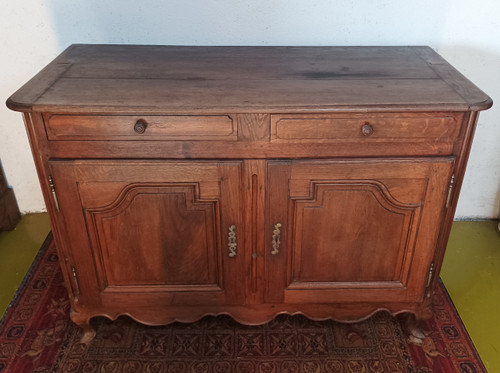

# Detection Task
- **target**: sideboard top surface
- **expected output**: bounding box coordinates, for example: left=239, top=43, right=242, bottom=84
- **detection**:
left=7, top=44, right=492, bottom=114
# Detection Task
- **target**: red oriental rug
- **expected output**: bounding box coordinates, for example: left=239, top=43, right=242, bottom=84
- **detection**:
left=0, top=234, right=486, bottom=372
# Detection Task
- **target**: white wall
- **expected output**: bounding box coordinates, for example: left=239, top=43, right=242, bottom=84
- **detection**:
left=1, top=0, right=499, bottom=218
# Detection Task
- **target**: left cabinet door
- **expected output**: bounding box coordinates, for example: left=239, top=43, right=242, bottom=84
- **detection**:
left=49, top=160, right=246, bottom=312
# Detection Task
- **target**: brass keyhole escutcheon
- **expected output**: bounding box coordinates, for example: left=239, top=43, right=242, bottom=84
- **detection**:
left=271, top=223, right=282, bottom=255
left=228, top=225, right=237, bottom=257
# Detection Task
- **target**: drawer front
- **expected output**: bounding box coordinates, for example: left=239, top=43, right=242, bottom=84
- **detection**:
left=271, top=113, right=462, bottom=143
left=44, top=114, right=237, bottom=141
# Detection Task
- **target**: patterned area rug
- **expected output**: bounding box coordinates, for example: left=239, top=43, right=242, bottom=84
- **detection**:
left=0, top=234, right=485, bottom=372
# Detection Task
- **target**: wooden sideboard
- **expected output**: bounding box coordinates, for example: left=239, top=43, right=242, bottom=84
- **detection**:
left=7, top=45, right=491, bottom=343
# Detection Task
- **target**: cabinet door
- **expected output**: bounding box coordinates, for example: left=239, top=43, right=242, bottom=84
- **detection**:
left=266, top=158, right=453, bottom=304
left=50, top=160, right=245, bottom=308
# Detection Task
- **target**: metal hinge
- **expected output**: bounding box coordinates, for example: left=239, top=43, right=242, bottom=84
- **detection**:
left=445, top=174, right=455, bottom=208
left=426, top=263, right=435, bottom=287
left=72, top=267, right=81, bottom=296
left=48, top=175, right=60, bottom=211
left=425, top=262, right=435, bottom=298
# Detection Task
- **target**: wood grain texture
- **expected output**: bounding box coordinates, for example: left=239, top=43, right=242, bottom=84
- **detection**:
left=242, top=160, right=267, bottom=305
left=428, top=112, right=482, bottom=294
left=271, top=112, right=462, bottom=143
left=413, top=47, right=493, bottom=110
left=237, top=114, right=270, bottom=141
left=44, top=114, right=236, bottom=141
left=45, top=139, right=457, bottom=159
left=88, top=186, right=219, bottom=288
left=50, top=160, right=245, bottom=308
left=7, top=45, right=491, bottom=113
left=6, top=45, right=491, bottom=342
left=280, top=159, right=453, bottom=304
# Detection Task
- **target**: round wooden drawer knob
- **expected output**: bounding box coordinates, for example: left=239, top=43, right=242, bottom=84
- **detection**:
left=361, top=123, right=374, bottom=136
left=134, top=119, right=148, bottom=134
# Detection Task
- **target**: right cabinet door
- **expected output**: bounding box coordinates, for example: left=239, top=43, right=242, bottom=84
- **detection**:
left=265, top=158, right=454, bottom=305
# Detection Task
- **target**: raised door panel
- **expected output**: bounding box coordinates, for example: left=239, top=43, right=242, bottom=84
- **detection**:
left=266, top=159, right=453, bottom=304
left=87, top=185, right=219, bottom=288
left=49, top=160, right=245, bottom=308
left=293, top=182, right=416, bottom=283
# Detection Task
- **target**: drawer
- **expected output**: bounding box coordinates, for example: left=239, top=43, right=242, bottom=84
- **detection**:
left=271, top=113, right=462, bottom=143
left=43, top=114, right=237, bottom=141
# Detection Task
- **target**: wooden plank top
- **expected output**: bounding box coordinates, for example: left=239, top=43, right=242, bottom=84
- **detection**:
left=6, top=44, right=492, bottom=114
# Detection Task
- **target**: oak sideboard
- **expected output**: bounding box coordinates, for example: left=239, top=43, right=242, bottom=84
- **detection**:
left=7, top=45, right=492, bottom=342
